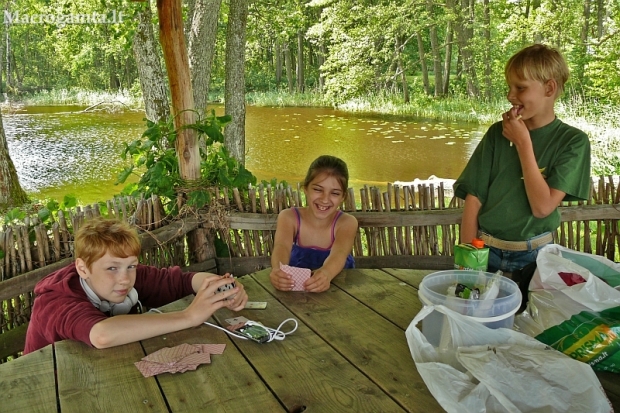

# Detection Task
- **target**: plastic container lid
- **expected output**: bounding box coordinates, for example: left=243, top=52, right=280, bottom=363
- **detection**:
left=471, top=238, right=485, bottom=248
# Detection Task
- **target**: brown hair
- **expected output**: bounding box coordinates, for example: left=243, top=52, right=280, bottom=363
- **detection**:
left=505, top=43, right=569, bottom=97
left=302, top=155, right=349, bottom=198
left=74, top=218, right=141, bottom=269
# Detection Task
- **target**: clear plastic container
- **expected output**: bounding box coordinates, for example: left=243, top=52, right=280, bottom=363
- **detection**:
left=418, top=270, right=522, bottom=347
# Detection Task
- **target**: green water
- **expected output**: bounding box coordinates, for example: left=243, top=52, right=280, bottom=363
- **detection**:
left=6, top=105, right=486, bottom=205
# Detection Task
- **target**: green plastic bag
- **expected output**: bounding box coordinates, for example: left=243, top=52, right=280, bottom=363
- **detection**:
left=535, top=307, right=620, bottom=372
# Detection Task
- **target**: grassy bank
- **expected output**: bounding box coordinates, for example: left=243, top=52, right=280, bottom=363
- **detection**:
left=11, top=88, right=143, bottom=110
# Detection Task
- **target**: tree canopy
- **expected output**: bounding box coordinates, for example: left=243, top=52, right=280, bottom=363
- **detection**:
left=1, top=0, right=618, bottom=105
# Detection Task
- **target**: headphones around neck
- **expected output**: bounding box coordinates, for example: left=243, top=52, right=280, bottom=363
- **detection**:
left=79, top=277, right=140, bottom=316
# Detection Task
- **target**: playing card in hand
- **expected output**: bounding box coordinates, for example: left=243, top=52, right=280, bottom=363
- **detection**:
left=280, top=264, right=311, bottom=291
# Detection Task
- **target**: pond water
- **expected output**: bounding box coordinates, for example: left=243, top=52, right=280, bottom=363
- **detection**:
left=6, top=105, right=487, bottom=205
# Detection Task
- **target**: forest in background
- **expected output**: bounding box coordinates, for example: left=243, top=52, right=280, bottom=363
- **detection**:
left=2, top=0, right=618, bottom=105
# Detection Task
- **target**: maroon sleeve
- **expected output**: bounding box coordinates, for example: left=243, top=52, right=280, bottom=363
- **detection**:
left=133, top=265, right=196, bottom=308
left=25, top=292, right=108, bottom=353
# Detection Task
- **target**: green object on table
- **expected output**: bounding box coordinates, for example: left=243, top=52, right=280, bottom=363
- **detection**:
left=454, top=242, right=489, bottom=271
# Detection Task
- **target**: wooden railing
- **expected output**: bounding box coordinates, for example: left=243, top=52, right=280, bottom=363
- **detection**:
left=1, top=176, right=619, bottom=361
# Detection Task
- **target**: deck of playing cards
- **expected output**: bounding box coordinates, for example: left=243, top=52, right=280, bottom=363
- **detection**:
left=280, top=263, right=311, bottom=291
left=134, top=343, right=226, bottom=377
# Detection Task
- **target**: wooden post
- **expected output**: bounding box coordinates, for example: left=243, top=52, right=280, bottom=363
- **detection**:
left=156, top=0, right=200, bottom=181
left=156, top=0, right=212, bottom=266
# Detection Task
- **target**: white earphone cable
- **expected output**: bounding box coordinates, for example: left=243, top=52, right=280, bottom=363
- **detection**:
left=147, top=308, right=298, bottom=343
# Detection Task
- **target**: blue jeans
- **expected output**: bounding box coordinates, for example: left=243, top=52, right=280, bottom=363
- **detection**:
left=486, top=236, right=552, bottom=273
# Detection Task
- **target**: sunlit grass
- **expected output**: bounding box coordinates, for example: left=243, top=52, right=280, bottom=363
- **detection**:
left=14, top=88, right=143, bottom=110
left=245, top=91, right=330, bottom=107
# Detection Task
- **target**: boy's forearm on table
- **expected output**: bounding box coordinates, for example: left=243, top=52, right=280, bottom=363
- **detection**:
left=90, top=311, right=194, bottom=349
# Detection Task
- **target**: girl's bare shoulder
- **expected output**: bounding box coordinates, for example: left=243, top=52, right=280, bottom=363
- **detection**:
left=337, top=211, right=358, bottom=228
left=277, top=207, right=301, bottom=225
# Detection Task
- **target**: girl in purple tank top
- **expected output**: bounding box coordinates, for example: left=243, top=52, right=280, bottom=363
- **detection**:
left=270, top=155, right=358, bottom=293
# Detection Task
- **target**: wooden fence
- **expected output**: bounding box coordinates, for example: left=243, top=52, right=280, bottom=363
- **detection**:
left=1, top=176, right=620, bottom=361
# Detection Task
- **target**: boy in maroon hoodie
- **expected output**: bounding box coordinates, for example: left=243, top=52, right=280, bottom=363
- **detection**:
left=24, top=218, right=248, bottom=354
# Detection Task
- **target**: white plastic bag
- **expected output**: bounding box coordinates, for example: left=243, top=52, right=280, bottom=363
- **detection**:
left=515, top=244, right=620, bottom=372
left=406, top=305, right=612, bottom=413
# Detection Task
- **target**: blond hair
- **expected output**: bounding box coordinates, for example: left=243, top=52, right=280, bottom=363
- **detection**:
left=74, top=218, right=141, bottom=269
left=505, top=44, right=569, bottom=97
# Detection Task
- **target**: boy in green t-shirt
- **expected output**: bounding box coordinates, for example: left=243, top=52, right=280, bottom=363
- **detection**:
left=453, top=44, right=591, bottom=274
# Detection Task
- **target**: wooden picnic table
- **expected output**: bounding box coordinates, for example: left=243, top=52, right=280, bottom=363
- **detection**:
left=1, top=268, right=618, bottom=412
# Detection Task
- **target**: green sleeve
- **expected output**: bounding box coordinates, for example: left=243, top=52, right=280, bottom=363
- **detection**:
left=546, top=128, right=591, bottom=202
left=453, top=124, right=499, bottom=203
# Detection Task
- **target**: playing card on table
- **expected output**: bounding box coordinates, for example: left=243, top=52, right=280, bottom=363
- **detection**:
left=135, top=343, right=226, bottom=378
left=280, top=264, right=311, bottom=291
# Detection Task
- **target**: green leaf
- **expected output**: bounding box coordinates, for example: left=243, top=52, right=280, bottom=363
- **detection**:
left=4, top=208, right=26, bottom=224
left=214, top=236, right=231, bottom=258
left=62, top=194, right=78, bottom=209
left=187, top=191, right=211, bottom=209
left=98, top=202, right=109, bottom=216
left=116, top=166, right=135, bottom=184
left=46, top=199, right=60, bottom=212
left=37, top=208, right=51, bottom=222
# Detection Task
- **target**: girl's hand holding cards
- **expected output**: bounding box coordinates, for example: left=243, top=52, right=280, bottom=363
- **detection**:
left=303, top=268, right=333, bottom=293
left=280, top=264, right=311, bottom=291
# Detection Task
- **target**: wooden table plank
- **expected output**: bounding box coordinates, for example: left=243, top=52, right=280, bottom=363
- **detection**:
left=382, top=268, right=435, bottom=289
left=140, top=296, right=285, bottom=413
left=215, top=272, right=408, bottom=413
left=250, top=269, right=442, bottom=413
left=55, top=340, right=168, bottom=413
left=0, top=345, right=57, bottom=413
left=331, top=268, right=425, bottom=330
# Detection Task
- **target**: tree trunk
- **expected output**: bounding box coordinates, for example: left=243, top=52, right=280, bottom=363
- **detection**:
left=5, top=29, right=11, bottom=91
left=483, top=0, right=492, bottom=100
left=275, top=40, right=282, bottom=88
left=133, top=1, right=170, bottom=123
left=108, top=55, right=120, bottom=90
left=188, top=0, right=222, bottom=116
left=416, top=33, right=430, bottom=95
left=454, top=0, right=479, bottom=97
left=576, top=0, right=592, bottom=86
left=284, top=42, right=294, bottom=93
left=0, top=110, right=28, bottom=210
left=224, top=0, right=248, bottom=165
left=442, top=10, right=454, bottom=96
left=394, top=37, right=409, bottom=103
left=184, top=0, right=196, bottom=40
left=596, top=0, right=604, bottom=38
left=318, top=44, right=326, bottom=91
left=296, top=30, right=305, bottom=93
left=0, top=12, right=4, bottom=95
left=426, top=0, right=443, bottom=97
left=157, top=0, right=200, bottom=181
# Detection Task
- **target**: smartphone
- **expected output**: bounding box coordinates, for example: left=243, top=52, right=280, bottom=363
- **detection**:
left=235, top=323, right=270, bottom=343
left=216, top=274, right=236, bottom=294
